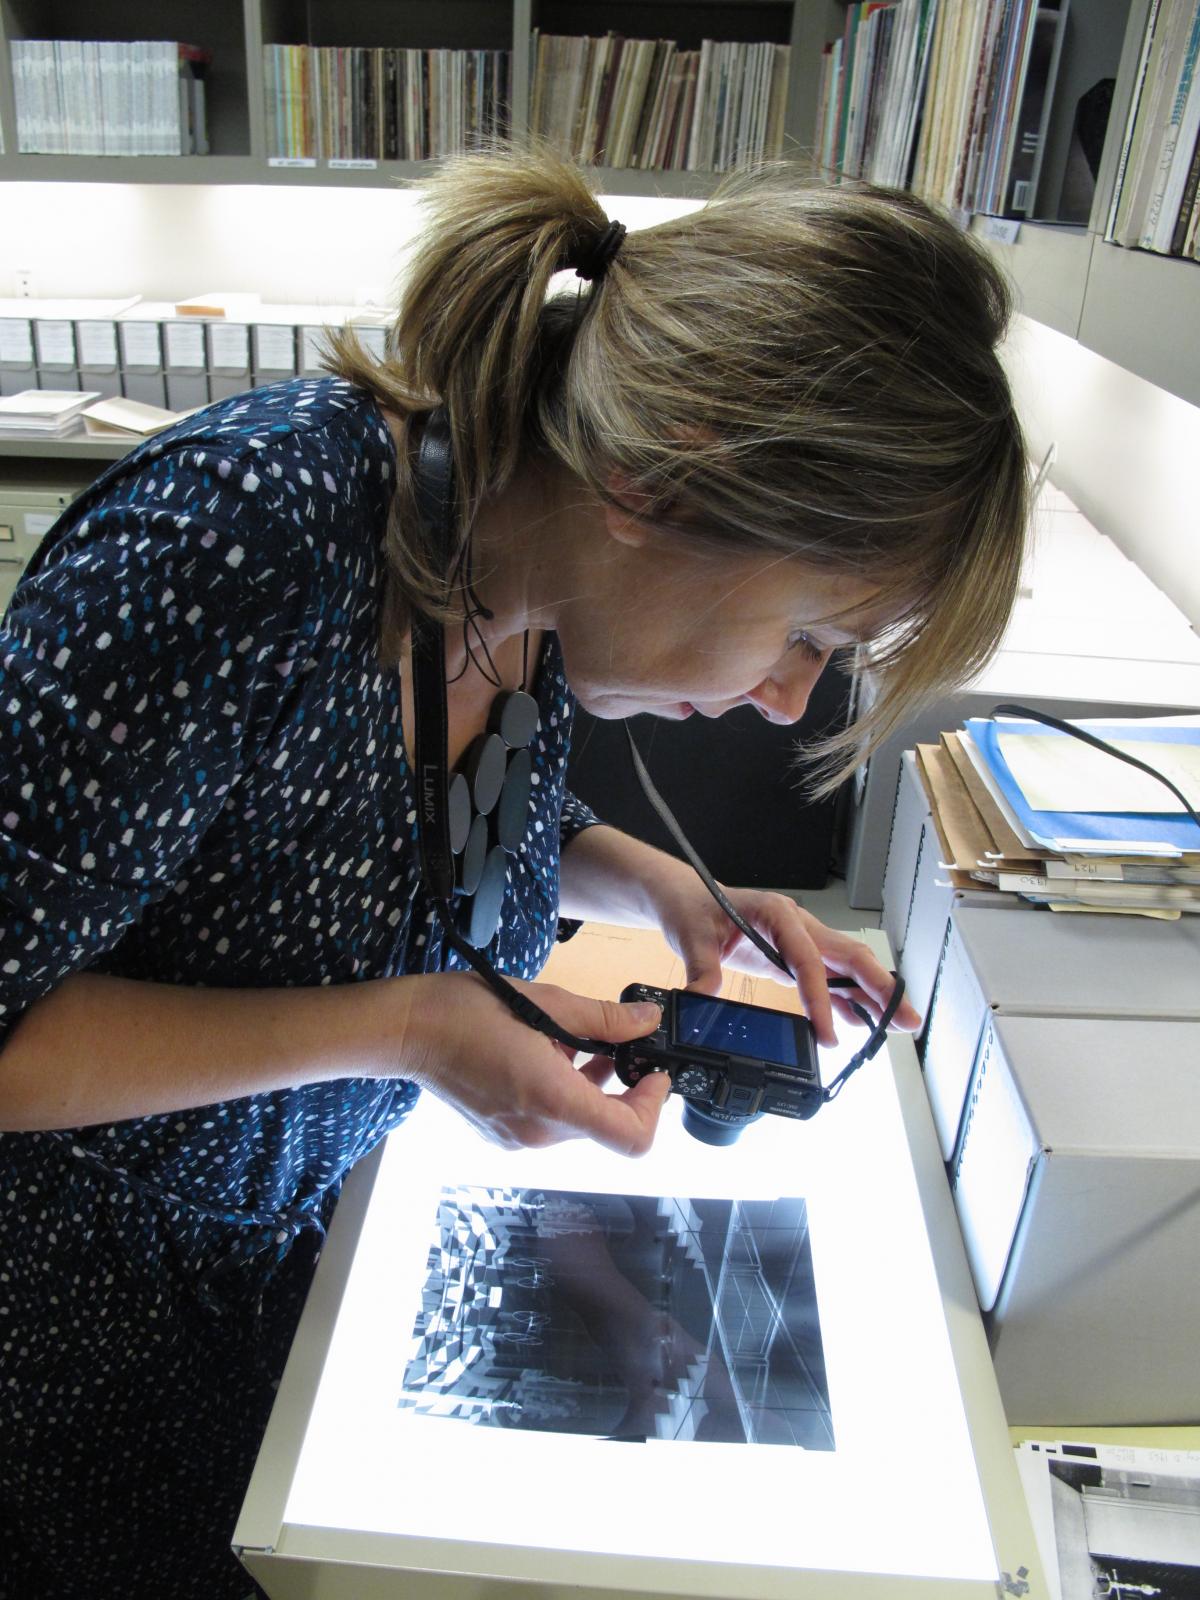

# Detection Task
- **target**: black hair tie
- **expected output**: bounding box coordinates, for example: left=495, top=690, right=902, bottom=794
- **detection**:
left=575, top=219, right=627, bottom=283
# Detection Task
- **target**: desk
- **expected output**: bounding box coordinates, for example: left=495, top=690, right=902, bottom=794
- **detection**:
left=235, top=926, right=1047, bottom=1598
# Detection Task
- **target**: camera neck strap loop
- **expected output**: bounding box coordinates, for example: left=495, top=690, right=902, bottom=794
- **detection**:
left=621, top=721, right=904, bottom=1086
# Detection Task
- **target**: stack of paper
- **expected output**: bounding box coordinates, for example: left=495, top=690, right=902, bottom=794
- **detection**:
left=913, top=713, right=1200, bottom=919
left=0, top=389, right=101, bottom=436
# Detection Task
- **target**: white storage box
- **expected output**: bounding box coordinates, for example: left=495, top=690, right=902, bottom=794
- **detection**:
left=880, top=751, right=959, bottom=1023
left=922, top=905, right=1200, bottom=1161
left=952, top=1013, right=1200, bottom=1424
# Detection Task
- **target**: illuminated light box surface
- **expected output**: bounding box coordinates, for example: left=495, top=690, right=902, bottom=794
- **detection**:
left=280, top=1029, right=996, bottom=1584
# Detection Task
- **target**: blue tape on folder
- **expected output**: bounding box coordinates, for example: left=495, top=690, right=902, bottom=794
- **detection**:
left=965, top=718, right=1200, bottom=855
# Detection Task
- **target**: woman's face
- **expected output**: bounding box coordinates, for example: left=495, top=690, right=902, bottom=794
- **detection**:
left=554, top=517, right=889, bottom=725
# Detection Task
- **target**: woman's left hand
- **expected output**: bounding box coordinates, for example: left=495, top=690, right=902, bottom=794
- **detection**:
left=648, top=875, right=922, bottom=1049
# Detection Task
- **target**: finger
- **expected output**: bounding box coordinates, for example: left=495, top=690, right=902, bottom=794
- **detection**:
left=767, top=925, right=836, bottom=1048
left=578, top=1052, right=616, bottom=1090
left=681, top=936, right=725, bottom=996
left=565, top=1065, right=672, bottom=1158
left=817, top=937, right=921, bottom=1031
left=566, top=993, right=664, bottom=1044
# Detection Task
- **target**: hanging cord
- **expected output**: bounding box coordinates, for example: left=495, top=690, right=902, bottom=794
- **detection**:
left=992, top=703, right=1200, bottom=838
left=621, top=722, right=905, bottom=1102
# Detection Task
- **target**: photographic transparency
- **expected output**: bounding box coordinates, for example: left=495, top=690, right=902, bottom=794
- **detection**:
left=399, top=1186, right=834, bottom=1448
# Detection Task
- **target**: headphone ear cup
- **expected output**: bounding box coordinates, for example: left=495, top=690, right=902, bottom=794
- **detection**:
left=413, top=407, right=456, bottom=551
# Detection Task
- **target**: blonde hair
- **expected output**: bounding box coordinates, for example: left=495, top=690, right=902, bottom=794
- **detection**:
left=326, top=141, right=1029, bottom=789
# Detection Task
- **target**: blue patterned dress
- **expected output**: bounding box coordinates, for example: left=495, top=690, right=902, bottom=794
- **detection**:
left=0, top=378, right=599, bottom=1598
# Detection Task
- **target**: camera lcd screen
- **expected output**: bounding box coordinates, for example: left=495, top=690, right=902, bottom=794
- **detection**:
left=674, top=993, right=803, bottom=1066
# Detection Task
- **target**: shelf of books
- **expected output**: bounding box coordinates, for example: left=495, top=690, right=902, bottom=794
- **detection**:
left=813, top=0, right=1199, bottom=408
left=0, top=0, right=841, bottom=192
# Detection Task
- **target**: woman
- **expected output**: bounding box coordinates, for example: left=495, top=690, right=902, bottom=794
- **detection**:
left=0, top=146, right=1025, bottom=1596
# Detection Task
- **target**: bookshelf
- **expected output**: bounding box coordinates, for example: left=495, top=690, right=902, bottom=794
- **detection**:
left=819, top=0, right=1199, bottom=411
left=0, top=0, right=842, bottom=191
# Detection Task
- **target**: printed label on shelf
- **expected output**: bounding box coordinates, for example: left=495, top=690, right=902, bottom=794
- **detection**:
left=976, top=215, right=1022, bottom=246
left=77, top=321, right=118, bottom=367
left=0, top=319, right=35, bottom=364
left=268, top=157, right=317, bottom=168
left=328, top=159, right=378, bottom=170
left=121, top=322, right=163, bottom=366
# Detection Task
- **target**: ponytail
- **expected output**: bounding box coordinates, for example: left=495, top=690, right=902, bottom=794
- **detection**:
left=324, top=142, right=613, bottom=650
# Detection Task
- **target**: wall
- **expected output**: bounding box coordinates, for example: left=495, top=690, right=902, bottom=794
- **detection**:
left=1, top=180, right=1197, bottom=629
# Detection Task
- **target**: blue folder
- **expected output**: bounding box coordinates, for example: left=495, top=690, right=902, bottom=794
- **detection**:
left=964, top=718, right=1200, bottom=856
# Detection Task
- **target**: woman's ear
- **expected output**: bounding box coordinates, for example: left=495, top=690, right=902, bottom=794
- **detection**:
left=601, top=473, right=656, bottom=548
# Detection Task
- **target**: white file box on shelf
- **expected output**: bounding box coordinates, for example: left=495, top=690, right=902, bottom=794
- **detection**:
left=163, top=316, right=210, bottom=412
left=922, top=904, right=1200, bottom=1163
left=0, top=311, right=36, bottom=396
left=75, top=315, right=123, bottom=400
left=250, top=310, right=300, bottom=386
left=952, top=1013, right=1200, bottom=1425
left=117, top=306, right=168, bottom=408
left=880, top=751, right=962, bottom=1024
left=207, top=320, right=253, bottom=402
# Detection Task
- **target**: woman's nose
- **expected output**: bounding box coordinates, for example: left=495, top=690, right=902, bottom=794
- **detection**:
left=748, top=653, right=831, bottom=725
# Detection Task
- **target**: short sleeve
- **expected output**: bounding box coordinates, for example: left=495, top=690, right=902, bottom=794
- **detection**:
left=0, top=454, right=309, bottom=1050
left=559, top=788, right=602, bottom=850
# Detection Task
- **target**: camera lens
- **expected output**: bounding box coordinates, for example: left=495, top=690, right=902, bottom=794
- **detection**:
left=682, top=1102, right=762, bottom=1147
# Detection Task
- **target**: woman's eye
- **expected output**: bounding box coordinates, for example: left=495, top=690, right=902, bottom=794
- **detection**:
left=788, top=632, right=825, bottom=663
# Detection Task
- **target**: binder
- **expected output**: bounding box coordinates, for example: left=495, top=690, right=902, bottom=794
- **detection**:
left=33, top=315, right=80, bottom=390
left=116, top=305, right=168, bottom=407
left=162, top=315, right=210, bottom=412
left=0, top=311, right=36, bottom=397
left=76, top=316, right=123, bottom=400
left=206, top=319, right=252, bottom=401
left=250, top=314, right=299, bottom=385
left=298, top=307, right=391, bottom=376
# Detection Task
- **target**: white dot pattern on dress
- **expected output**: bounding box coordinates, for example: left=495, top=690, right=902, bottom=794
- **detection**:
left=0, top=376, right=601, bottom=1597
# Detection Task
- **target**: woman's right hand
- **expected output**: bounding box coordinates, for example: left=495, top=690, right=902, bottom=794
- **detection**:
left=398, top=972, right=672, bottom=1155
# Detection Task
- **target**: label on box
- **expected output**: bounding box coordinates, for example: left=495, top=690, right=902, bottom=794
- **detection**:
left=24, top=512, right=58, bottom=538
left=164, top=321, right=205, bottom=367
left=209, top=322, right=250, bottom=368
left=255, top=324, right=296, bottom=370
left=268, top=157, right=316, bottom=168
left=0, top=319, right=34, bottom=364
left=328, top=158, right=377, bottom=170
left=77, top=320, right=118, bottom=366
left=300, top=326, right=328, bottom=371
left=121, top=322, right=162, bottom=366
left=35, top=319, right=76, bottom=366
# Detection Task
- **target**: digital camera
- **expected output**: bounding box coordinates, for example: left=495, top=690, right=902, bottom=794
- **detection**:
left=612, top=983, right=822, bottom=1146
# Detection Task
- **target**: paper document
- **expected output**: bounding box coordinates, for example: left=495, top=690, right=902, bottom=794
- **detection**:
left=999, top=731, right=1200, bottom=813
